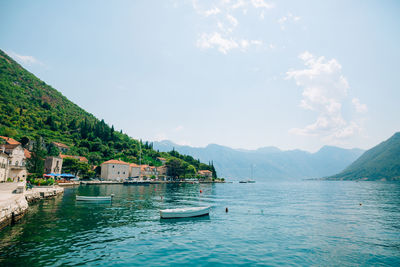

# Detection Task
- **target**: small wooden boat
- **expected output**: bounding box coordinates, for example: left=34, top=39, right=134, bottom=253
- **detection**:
left=160, top=206, right=211, bottom=219
left=76, top=195, right=113, bottom=201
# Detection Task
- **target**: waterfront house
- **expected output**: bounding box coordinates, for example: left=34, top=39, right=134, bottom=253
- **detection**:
left=140, top=165, right=159, bottom=180
left=156, top=166, right=168, bottom=180
left=100, top=160, right=130, bottom=181
left=157, top=157, right=167, bottom=165
left=0, top=150, right=8, bottom=182
left=198, top=170, right=213, bottom=180
left=0, top=144, right=27, bottom=182
left=52, top=142, right=70, bottom=154
left=44, top=156, right=63, bottom=174
left=0, top=136, right=21, bottom=145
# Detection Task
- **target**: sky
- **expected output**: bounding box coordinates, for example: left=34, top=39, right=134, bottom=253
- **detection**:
left=1, top=0, right=399, bottom=152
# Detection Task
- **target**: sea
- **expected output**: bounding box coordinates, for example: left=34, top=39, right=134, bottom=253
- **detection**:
left=0, top=181, right=399, bottom=266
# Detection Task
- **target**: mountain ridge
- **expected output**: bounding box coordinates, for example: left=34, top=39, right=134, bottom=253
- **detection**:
left=153, top=140, right=364, bottom=180
left=326, top=132, right=400, bottom=181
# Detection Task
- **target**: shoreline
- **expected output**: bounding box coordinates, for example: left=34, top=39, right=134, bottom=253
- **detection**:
left=0, top=183, right=64, bottom=231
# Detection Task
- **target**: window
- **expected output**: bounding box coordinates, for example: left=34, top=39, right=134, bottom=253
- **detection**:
left=118, top=171, right=120, bottom=174
left=113, top=165, right=115, bottom=168
left=123, top=172, right=125, bottom=174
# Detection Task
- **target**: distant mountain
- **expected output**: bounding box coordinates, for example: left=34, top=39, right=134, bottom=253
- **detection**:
left=153, top=141, right=364, bottom=180
left=326, top=132, right=400, bottom=181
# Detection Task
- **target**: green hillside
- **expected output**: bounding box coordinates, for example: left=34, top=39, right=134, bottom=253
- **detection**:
left=326, top=132, right=400, bottom=181
left=0, top=49, right=216, bottom=178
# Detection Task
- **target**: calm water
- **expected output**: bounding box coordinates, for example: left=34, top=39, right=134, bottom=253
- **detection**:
left=0, top=181, right=399, bottom=266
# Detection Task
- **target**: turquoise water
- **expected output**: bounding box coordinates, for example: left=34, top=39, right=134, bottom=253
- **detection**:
left=0, top=181, right=399, bottom=266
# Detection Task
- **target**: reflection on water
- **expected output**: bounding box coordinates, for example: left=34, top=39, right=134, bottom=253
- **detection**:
left=0, top=181, right=399, bottom=266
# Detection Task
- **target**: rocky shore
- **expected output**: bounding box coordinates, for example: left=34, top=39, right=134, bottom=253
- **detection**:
left=0, top=183, right=64, bottom=230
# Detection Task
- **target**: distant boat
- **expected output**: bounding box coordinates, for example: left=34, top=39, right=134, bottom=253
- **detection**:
left=160, top=206, right=211, bottom=219
left=240, top=165, right=256, bottom=183
left=76, top=195, right=113, bottom=201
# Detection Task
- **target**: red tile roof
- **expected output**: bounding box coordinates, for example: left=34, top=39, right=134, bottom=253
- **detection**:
left=198, top=170, right=212, bottom=174
left=102, top=159, right=130, bottom=165
left=0, top=136, right=21, bottom=145
left=60, top=154, right=88, bottom=162
left=130, top=163, right=140, bottom=167
left=52, top=142, right=69, bottom=149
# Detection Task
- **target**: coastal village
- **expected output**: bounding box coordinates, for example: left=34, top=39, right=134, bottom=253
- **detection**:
left=0, top=136, right=213, bottom=183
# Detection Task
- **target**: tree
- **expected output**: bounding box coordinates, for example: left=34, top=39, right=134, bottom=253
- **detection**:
left=62, top=158, right=93, bottom=178
left=48, top=143, right=60, bottom=156
left=26, top=136, right=46, bottom=178
left=166, top=158, right=185, bottom=179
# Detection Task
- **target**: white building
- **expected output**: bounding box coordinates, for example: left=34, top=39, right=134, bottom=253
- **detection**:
left=100, top=160, right=130, bottom=181
left=1, top=144, right=27, bottom=182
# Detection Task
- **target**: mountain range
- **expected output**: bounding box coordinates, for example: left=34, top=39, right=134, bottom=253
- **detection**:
left=153, top=141, right=364, bottom=180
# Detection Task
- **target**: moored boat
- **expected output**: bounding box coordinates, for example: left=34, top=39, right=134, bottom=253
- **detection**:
left=160, top=206, right=211, bottom=219
left=76, top=195, right=113, bottom=201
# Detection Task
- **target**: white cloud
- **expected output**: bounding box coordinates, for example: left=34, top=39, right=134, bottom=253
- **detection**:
left=192, top=0, right=275, bottom=54
left=197, top=32, right=239, bottom=54
left=204, top=7, right=221, bottom=16
left=251, top=0, right=274, bottom=9
left=6, top=51, right=42, bottom=66
left=352, top=98, right=368, bottom=113
left=287, top=51, right=366, bottom=142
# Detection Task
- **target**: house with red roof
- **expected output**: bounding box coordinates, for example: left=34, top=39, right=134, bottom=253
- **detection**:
left=100, top=159, right=130, bottom=181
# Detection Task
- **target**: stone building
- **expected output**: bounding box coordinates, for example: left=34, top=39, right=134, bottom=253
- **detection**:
left=44, top=156, right=63, bottom=174
left=100, top=160, right=130, bottom=181
left=198, top=170, right=213, bottom=180
left=0, top=144, right=27, bottom=182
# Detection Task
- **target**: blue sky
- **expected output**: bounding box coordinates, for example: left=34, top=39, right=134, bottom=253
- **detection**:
left=1, top=0, right=399, bottom=151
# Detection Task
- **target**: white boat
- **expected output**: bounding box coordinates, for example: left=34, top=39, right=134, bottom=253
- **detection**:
left=76, top=195, right=113, bottom=201
left=160, top=206, right=211, bottom=219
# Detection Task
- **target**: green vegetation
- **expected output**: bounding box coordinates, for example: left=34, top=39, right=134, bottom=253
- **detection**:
left=26, top=136, right=46, bottom=179
left=326, top=132, right=400, bottom=181
left=62, top=158, right=95, bottom=178
left=0, top=49, right=216, bottom=178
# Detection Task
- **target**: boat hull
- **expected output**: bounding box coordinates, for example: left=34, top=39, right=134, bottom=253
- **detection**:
left=76, top=196, right=112, bottom=201
left=160, top=206, right=211, bottom=219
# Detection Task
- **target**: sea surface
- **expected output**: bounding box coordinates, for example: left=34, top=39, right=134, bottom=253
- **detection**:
left=0, top=181, right=399, bottom=266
